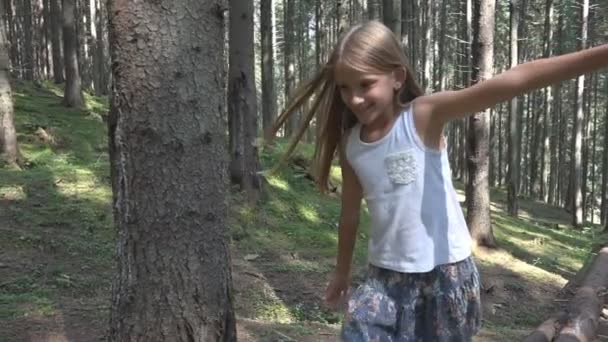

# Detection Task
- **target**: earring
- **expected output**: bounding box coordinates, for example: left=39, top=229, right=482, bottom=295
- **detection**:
left=395, top=83, right=401, bottom=90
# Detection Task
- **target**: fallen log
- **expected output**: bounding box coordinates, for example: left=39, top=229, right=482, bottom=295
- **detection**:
left=524, top=247, right=608, bottom=342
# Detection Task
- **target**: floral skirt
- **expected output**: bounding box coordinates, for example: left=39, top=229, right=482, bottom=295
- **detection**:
left=342, top=256, right=481, bottom=342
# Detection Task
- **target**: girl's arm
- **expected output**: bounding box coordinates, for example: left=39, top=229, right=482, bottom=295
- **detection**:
left=334, top=143, right=363, bottom=278
left=413, top=43, right=608, bottom=148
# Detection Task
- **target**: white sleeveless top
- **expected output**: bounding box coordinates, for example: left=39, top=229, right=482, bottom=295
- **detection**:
left=345, top=103, right=472, bottom=273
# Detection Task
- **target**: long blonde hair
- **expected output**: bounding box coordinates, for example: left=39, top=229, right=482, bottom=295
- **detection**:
left=268, top=20, right=424, bottom=192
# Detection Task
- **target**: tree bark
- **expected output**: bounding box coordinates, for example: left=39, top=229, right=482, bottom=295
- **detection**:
left=571, top=0, right=588, bottom=228
left=507, top=0, right=521, bottom=216
left=541, top=0, right=554, bottom=203
left=61, top=0, right=83, bottom=107
left=0, top=0, right=20, bottom=166
left=466, top=0, right=496, bottom=248
left=602, top=77, right=608, bottom=229
left=382, top=0, right=401, bottom=36
left=283, top=0, right=296, bottom=136
left=228, top=0, right=262, bottom=200
left=260, top=0, right=275, bottom=132
left=107, top=1, right=237, bottom=340
left=49, top=0, right=64, bottom=83
left=22, top=0, right=34, bottom=80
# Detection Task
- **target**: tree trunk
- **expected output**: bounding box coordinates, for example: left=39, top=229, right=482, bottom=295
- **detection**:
left=602, top=77, right=608, bottom=229
left=261, top=0, right=275, bottom=133
left=228, top=0, right=263, bottom=201
left=541, top=0, right=554, bottom=203
left=49, top=0, right=64, bottom=83
left=422, top=0, right=433, bottom=91
left=107, top=1, right=237, bottom=340
left=571, top=0, right=588, bottom=228
left=21, top=0, right=34, bottom=80
left=507, top=0, right=520, bottom=216
left=283, top=0, right=296, bottom=136
left=367, top=0, right=379, bottom=20
left=382, top=0, right=401, bottom=36
left=61, top=0, right=83, bottom=107
left=435, top=0, right=447, bottom=91
left=0, top=0, right=20, bottom=166
left=466, top=0, right=496, bottom=248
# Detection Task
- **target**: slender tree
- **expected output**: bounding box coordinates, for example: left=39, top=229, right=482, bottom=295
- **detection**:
left=107, top=0, right=237, bottom=339
left=228, top=0, right=263, bottom=199
left=261, top=0, right=276, bottom=132
left=507, top=0, right=521, bottom=216
left=61, top=0, right=83, bottom=107
left=0, top=0, right=20, bottom=166
left=571, top=0, right=589, bottom=228
left=466, top=0, right=496, bottom=247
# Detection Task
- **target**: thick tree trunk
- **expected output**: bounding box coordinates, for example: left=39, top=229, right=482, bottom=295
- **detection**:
left=466, top=0, right=496, bottom=248
left=0, top=0, right=20, bottom=166
left=228, top=0, right=262, bottom=200
left=107, top=1, right=237, bottom=340
left=61, top=0, right=83, bottom=107
left=571, top=0, right=588, bottom=228
left=260, top=0, right=275, bottom=132
left=507, top=0, right=520, bottom=216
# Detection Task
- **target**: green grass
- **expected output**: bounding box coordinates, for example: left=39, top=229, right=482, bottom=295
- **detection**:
left=0, top=81, right=113, bottom=329
left=2, top=81, right=605, bottom=341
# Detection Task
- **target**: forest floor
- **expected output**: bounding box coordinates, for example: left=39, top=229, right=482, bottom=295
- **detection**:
left=1, top=82, right=607, bottom=341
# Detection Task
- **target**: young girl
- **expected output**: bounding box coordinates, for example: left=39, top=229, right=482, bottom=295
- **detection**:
left=268, top=20, right=608, bottom=341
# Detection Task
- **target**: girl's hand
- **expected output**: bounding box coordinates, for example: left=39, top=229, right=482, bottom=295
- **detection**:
left=324, top=272, right=350, bottom=311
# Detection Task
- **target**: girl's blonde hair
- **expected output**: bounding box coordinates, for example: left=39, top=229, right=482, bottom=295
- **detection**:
left=268, top=20, right=424, bottom=192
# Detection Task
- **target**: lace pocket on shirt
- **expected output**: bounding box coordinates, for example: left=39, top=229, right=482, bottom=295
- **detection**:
left=384, top=150, right=416, bottom=185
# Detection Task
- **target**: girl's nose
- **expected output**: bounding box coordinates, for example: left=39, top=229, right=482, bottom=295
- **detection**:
left=350, top=94, right=364, bottom=106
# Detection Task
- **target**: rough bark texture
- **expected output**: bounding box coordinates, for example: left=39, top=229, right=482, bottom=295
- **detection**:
left=507, top=0, right=520, bottom=216
left=571, top=0, right=588, bottom=228
left=0, top=0, right=20, bottom=166
left=466, top=0, right=496, bottom=248
left=524, top=247, right=608, bottom=342
left=50, top=0, right=64, bottom=83
left=382, top=0, right=401, bottom=36
left=260, top=0, right=275, bottom=132
left=283, top=0, right=296, bottom=136
left=107, top=1, right=237, bottom=340
left=61, top=0, right=83, bottom=107
left=228, top=0, right=262, bottom=199
left=23, top=0, right=34, bottom=80
left=603, top=76, right=608, bottom=228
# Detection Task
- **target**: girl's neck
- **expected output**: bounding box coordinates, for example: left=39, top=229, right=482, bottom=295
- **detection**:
left=360, top=107, right=400, bottom=143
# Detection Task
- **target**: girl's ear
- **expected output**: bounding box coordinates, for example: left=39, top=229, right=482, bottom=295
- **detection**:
left=393, top=67, right=407, bottom=89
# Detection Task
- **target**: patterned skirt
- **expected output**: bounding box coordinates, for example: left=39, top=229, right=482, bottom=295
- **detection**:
left=342, top=256, right=482, bottom=342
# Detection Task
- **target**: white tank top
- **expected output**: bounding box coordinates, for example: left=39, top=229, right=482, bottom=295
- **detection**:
left=345, top=103, right=472, bottom=273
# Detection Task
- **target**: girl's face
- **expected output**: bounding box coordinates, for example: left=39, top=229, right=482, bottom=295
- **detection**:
left=334, top=63, right=403, bottom=126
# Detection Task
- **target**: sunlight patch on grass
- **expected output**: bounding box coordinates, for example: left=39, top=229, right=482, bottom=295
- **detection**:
left=298, top=205, right=320, bottom=224
left=475, top=247, right=567, bottom=286
left=0, top=185, right=26, bottom=201
left=268, top=176, right=290, bottom=191
left=247, top=286, right=295, bottom=323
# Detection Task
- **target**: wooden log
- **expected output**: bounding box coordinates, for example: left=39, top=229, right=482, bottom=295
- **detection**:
left=523, top=312, right=567, bottom=342
left=556, top=247, right=608, bottom=341
left=524, top=247, right=608, bottom=342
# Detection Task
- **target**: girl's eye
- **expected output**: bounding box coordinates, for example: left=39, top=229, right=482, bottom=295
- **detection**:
left=361, top=80, right=375, bottom=88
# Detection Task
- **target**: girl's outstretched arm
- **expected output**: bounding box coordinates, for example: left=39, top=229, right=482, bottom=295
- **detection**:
left=413, top=43, right=608, bottom=147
